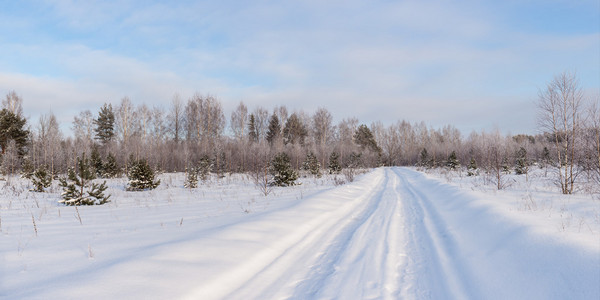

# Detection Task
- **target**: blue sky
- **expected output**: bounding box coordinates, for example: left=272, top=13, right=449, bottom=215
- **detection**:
left=0, top=0, right=598, bottom=135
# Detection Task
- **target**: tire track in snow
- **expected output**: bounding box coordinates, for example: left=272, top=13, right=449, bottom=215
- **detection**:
left=291, top=168, right=404, bottom=300
left=393, top=167, right=478, bottom=299
left=183, top=169, right=388, bottom=299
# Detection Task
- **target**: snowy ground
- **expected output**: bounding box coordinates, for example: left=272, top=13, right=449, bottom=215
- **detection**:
left=1, top=168, right=598, bottom=299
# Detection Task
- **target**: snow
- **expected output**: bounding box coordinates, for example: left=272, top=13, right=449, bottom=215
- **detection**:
left=1, top=168, right=598, bottom=299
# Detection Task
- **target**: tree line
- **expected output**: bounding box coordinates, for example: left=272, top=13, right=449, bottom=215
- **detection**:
left=0, top=72, right=598, bottom=194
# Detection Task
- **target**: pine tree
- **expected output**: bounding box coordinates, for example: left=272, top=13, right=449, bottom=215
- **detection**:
left=127, top=158, right=160, bottom=191
left=184, top=166, right=198, bottom=188
left=270, top=152, right=298, bottom=186
left=302, top=152, right=321, bottom=177
left=541, top=146, right=551, bottom=168
left=248, top=114, right=258, bottom=142
left=58, top=154, right=110, bottom=206
left=90, top=146, right=104, bottom=177
left=0, top=108, right=29, bottom=157
left=94, top=103, right=115, bottom=145
left=346, top=152, right=362, bottom=169
left=354, top=124, right=381, bottom=153
left=419, top=148, right=430, bottom=168
left=446, top=151, right=460, bottom=170
left=283, top=113, right=307, bottom=145
left=103, top=153, right=120, bottom=178
left=467, top=157, right=478, bottom=176
left=197, top=155, right=213, bottom=181
left=328, top=152, right=342, bottom=174
left=265, top=114, right=281, bottom=145
left=31, top=165, right=52, bottom=192
left=515, top=147, right=528, bottom=175
left=501, top=156, right=511, bottom=174
left=213, top=151, right=226, bottom=177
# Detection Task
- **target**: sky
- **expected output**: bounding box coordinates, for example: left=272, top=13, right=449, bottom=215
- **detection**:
left=0, top=0, right=598, bottom=136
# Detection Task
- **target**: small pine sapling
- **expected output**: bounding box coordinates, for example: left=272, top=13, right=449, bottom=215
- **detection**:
left=58, top=154, right=110, bottom=206
left=501, top=156, right=511, bottom=174
left=103, top=153, right=120, bottom=178
left=213, top=151, right=226, bottom=178
left=540, top=146, right=551, bottom=176
left=90, top=147, right=104, bottom=177
left=31, top=165, right=52, bottom=192
left=127, top=158, right=160, bottom=191
left=328, top=152, right=342, bottom=174
left=270, top=152, right=298, bottom=187
left=21, top=157, right=35, bottom=179
left=467, top=157, right=478, bottom=176
left=184, top=166, right=198, bottom=189
left=515, top=147, right=529, bottom=175
left=446, top=151, right=460, bottom=170
left=419, top=148, right=429, bottom=168
left=302, top=152, right=321, bottom=177
left=197, top=155, right=213, bottom=181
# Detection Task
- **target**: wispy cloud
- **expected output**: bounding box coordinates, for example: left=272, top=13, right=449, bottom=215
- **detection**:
left=0, top=0, right=597, bottom=134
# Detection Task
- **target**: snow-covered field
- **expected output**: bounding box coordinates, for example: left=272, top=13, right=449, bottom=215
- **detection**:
left=1, top=168, right=598, bottom=299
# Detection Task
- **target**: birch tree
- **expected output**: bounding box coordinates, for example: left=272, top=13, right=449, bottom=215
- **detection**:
left=537, top=72, right=584, bottom=194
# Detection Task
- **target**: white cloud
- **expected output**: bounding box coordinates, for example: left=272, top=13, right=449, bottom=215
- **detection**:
left=0, top=0, right=597, bottom=136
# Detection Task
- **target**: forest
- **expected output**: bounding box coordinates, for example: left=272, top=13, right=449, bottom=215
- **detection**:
left=0, top=72, right=598, bottom=196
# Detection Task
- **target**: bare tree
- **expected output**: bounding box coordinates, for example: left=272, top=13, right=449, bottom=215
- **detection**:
left=312, top=107, right=334, bottom=166
left=2, top=90, right=23, bottom=117
left=115, top=97, right=135, bottom=146
left=482, top=130, right=510, bottom=190
left=37, top=112, right=62, bottom=174
left=274, top=105, right=289, bottom=128
left=537, top=72, right=584, bottom=194
left=137, top=104, right=152, bottom=144
left=72, top=110, right=95, bottom=157
left=253, top=106, right=269, bottom=142
left=230, top=101, right=248, bottom=140
left=167, top=93, right=184, bottom=143
left=312, top=107, right=333, bottom=146
left=381, top=122, right=402, bottom=166
left=336, top=117, right=359, bottom=165
left=1, top=140, right=20, bottom=175
left=185, top=96, right=200, bottom=143
left=200, top=95, right=226, bottom=150
left=584, top=99, right=600, bottom=185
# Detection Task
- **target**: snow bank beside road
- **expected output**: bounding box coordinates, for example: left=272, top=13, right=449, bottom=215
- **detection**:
left=408, top=168, right=600, bottom=299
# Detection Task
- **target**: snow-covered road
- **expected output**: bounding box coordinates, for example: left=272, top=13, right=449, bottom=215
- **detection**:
left=2, top=168, right=598, bottom=299
left=184, top=167, right=599, bottom=300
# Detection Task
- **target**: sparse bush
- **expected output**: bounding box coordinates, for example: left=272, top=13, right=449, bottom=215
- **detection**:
left=332, top=176, right=346, bottom=186
left=343, top=168, right=356, bottom=182
left=252, top=163, right=272, bottom=196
